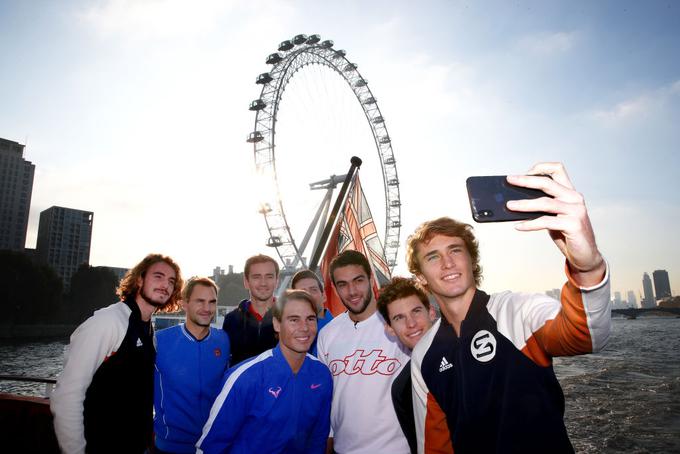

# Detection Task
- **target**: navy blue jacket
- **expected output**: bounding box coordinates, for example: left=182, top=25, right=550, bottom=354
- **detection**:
left=222, top=299, right=277, bottom=366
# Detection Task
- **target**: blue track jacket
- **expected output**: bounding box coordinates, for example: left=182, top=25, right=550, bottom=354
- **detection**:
left=154, top=324, right=230, bottom=453
left=197, top=344, right=332, bottom=454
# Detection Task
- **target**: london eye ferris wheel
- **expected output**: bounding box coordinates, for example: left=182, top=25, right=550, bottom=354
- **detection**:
left=247, top=34, right=401, bottom=274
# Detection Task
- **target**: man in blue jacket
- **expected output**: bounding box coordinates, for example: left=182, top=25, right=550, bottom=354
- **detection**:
left=291, top=269, right=333, bottom=356
left=154, top=277, right=230, bottom=453
left=197, top=289, right=333, bottom=454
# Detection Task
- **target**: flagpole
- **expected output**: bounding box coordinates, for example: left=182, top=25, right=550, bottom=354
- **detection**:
left=309, top=156, right=362, bottom=272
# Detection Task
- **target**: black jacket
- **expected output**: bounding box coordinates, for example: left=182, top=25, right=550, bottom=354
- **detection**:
left=222, top=299, right=277, bottom=366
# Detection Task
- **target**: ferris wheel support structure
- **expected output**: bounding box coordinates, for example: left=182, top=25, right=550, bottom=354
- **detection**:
left=247, top=34, right=401, bottom=272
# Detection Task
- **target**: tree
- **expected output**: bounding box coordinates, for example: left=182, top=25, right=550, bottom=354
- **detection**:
left=0, top=250, right=62, bottom=325
left=65, top=265, right=119, bottom=324
left=215, top=272, right=248, bottom=307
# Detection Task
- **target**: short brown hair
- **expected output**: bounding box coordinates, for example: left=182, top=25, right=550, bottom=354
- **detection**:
left=272, top=289, right=317, bottom=322
left=329, top=250, right=371, bottom=285
left=182, top=276, right=219, bottom=302
left=244, top=254, right=279, bottom=278
left=116, top=253, right=184, bottom=313
left=291, top=269, right=323, bottom=292
left=406, top=217, right=482, bottom=287
left=377, top=277, right=430, bottom=325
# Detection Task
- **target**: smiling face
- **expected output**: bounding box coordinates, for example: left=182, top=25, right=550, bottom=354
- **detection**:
left=244, top=261, right=278, bottom=304
left=332, top=264, right=375, bottom=320
left=415, top=234, right=477, bottom=308
left=136, top=261, right=177, bottom=307
left=385, top=294, right=436, bottom=350
left=274, top=297, right=318, bottom=357
left=183, top=284, right=217, bottom=330
left=292, top=277, right=325, bottom=314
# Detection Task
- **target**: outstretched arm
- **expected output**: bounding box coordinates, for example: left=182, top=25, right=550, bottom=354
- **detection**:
left=506, top=162, right=606, bottom=288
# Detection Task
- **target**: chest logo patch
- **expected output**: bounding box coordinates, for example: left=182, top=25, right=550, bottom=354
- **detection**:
left=214, top=348, right=221, bottom=357
left=470, top=330, right=496, bottom=363
left=136, top=338, right=143, bottom=347
left=439, top=357, right=453, bottom=372
left=268, top=386, right=282, bottom=398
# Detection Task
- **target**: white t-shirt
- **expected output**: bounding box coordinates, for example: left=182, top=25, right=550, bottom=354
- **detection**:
left=317, top=310, right=411, bottom=454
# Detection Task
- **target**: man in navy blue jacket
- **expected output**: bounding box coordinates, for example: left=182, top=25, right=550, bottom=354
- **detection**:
left=154, top=277, right=230, bottom=453
left=222, top=254, right=279, bottom=365
left=197, top=289, right=332, bottom=454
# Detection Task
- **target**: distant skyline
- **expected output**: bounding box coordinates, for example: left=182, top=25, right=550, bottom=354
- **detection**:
left=1, top=0, right=679, bottom=297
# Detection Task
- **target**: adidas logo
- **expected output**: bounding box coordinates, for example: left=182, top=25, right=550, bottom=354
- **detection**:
left=439, top=357, right=453, bottom=372
left=136, top=338, right=143, bottom=347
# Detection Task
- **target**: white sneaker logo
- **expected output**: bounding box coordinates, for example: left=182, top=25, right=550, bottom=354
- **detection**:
left=471, top=330, right=496, bottom=363
left=439, top=356, right=453, bottom=372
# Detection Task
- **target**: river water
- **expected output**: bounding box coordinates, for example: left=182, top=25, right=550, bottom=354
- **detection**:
left=1, top=316, right=679, bottom=453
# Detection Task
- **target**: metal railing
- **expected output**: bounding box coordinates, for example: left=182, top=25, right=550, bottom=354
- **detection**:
left=0, top=374, right=57, bottom=397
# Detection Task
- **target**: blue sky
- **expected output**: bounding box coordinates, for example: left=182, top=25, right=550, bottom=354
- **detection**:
left=1, top=0, right=679, bottom=299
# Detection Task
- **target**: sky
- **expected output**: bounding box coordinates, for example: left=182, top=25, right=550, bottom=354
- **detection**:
left=1, top=0, right=679, bottom=300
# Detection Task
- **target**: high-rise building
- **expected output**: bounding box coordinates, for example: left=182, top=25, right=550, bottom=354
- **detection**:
left=627, top=291, right=637, bottom=308
left=36, top=206, right=94, bottom=290
left=652, top=270, right=672, bottom=300
left=642, top=272, right=655, bottom=308
left=0, top=138, right=35, bottom=251
left=614, top=291, right=622, bottom=308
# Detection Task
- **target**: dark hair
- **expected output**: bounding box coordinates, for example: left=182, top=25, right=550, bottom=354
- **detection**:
left=291, top=269, right=324, bottom=292
left=182, top=276, right=219, bottom=302
left=116, top=253, right=184, bottom=313
left=244, top=254, right=280, bottom=278
left=377, top=277, right=430, bottom=325
left=329, top=250, right=371, bottom=285
left=406, top=217, right=482, bottom=287
left=272, top=289, right=317, bottom=321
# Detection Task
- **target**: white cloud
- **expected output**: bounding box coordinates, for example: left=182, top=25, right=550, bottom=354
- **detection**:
left=516, top=31, right=579, bottom=56
left=75, top=0, right=237, bottom=40
left=588, top=79, right=680, bottom=125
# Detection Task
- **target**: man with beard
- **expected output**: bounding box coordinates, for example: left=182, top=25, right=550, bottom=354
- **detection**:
left=51, top=253, right=183, bottom=454
left=222, top=254, right=279, bottom=366
left=316, top=250, right=411, bottom=454
left=153, top=277, right=230, bottom=453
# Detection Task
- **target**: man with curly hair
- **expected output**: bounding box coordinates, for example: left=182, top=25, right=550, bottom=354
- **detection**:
left=407, top=163, right=611, bottom=453
left=51, top=253, right=183, bottom=454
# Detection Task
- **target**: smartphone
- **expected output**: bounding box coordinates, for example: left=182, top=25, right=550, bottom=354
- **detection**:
left=466, top=175, right=553, bottom=223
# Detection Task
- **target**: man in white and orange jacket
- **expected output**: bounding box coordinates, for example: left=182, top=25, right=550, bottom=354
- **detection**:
left=406, top=162, right=611, bottom=454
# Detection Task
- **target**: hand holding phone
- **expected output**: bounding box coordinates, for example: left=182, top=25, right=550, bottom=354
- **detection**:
left=466, top=175, right=553, bottom=223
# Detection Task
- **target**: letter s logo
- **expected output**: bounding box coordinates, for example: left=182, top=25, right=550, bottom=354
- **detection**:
left=470, top=330, right=496, bottom=363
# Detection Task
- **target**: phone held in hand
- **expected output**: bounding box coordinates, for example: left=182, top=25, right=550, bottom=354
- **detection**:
left=466, top=175, right=553, bottom=223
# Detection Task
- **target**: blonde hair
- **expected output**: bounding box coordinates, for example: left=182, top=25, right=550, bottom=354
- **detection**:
left=406, top=217, right=482, bottom=287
